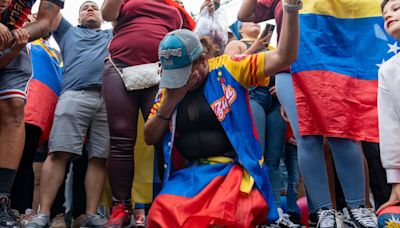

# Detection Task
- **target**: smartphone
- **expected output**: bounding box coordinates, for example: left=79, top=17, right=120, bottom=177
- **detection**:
left=260, top=24, right=275, bottom=38
left=213, top=0, right=220, bottom=10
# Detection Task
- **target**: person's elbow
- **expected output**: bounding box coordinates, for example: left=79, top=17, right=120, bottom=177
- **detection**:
left=278, top=51, right=298, bottom=68
left=286, top=52, right=298, bottom=65
left=237, top=12, right=247, bottom=22
left=36, top=19, right=52, bottom=36
left=237, top=11, right=252, bottom=22
left=101, top=12, right=117, bottom=22
left=101, top=7, right=118, bottom=22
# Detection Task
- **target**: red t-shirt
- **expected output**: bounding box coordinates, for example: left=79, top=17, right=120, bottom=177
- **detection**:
left=109, top=0, right=183, bottom=66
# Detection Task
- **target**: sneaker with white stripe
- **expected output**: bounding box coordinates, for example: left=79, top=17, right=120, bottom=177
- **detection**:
left=348, top=207, right=377, bottom=228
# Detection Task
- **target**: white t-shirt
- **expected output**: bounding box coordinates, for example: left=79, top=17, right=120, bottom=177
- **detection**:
left=378, top=54, right=400, bottom=183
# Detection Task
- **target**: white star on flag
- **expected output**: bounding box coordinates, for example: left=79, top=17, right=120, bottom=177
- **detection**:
left=387, top=41, right=400, bottom=54
left=376, top=59, right=386, bottom=68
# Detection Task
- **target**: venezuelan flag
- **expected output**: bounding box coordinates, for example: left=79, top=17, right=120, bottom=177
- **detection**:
left=290, top=0, right=396, bottom=142
left=25, top=39, right=63, bottom=143
left=147, top=161, right=268, bottom=228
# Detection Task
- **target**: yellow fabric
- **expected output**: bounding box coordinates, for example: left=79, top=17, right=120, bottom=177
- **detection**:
left=202, top=156, right=254, bottom=194
left=100, top=111, right=156, bottom=207
left=132, top=113, right=155, bottom=204
left=300, top=0, right=382, bottom=18
left=31, top=39, right=57, bottom=58
left=208, top=53, right=268, bottom=88
left=240, top=169, right=255, bottom=194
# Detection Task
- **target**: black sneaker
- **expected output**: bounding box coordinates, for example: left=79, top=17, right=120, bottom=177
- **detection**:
left=309, top=212, right=318, bottom=228
left=0, top=195, right=20, bottom=228
left=317, top=208, right=343, bottom=228
left=288, top=212, right=306, bottom=227
left=348, top=207, right=377, bottom=228
left=341, top=207, right=359, bottom=228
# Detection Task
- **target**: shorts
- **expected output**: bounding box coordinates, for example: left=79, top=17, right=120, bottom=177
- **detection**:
left=49, top=89, right=109, bottom=159
left=0, top=48, right=32, bottom=100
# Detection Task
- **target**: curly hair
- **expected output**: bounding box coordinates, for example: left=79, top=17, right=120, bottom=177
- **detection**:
left=200, top=36, right=221, bottom=58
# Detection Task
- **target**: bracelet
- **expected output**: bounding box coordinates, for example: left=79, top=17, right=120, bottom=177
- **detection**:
left=283, top=1, right=303, bottom=12
left=156, top=109, right=171, bottom=121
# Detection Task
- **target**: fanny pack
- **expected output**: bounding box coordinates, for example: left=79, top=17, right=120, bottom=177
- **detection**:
left=108, top=56, right=161, bottom=91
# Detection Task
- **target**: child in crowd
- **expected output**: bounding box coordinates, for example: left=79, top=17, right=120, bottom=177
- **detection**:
left=377, top=0, right=400, bottom=212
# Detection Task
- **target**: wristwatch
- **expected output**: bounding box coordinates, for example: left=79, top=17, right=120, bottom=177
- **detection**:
left=283, top=0, right=303, bottom=12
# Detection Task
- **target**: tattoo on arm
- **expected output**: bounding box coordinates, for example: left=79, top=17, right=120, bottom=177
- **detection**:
left=23, top=1, right=60, bottom=41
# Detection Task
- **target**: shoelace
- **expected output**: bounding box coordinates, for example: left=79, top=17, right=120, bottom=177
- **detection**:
left=0, top=196, right=17, bottom=220
left=350, top=208, right=376, bottom=227
left=317, top=209, right=336, bottom=228
left=276, top=213, right=300, bottom=227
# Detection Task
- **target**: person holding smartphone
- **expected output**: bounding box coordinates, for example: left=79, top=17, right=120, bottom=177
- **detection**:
left=144, top=0, right=300, bottom=226
left=225, top=22, right=301, bottom=228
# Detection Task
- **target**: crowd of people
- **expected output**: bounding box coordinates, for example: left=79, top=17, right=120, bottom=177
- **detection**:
left=1, top=0, right=400, bottom=227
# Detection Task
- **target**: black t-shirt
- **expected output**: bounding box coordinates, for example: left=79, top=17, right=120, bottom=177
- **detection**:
left=175, top=86, right=235, bottom=161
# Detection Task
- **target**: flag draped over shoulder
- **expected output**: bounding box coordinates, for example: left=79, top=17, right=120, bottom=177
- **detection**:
left=25, top=39, right=63, bottom=143
left=290, top=0, right=396, bottom=142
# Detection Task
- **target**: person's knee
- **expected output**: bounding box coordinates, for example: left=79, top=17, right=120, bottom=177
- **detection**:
left=0, top=98, right=25, bottom=126
left=88, top=157, right=106, bottom=166
left=47, top=152, right=72, bottom=163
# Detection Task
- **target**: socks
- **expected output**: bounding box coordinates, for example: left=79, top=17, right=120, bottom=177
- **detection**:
left=0, top=168, right=17, bottom=195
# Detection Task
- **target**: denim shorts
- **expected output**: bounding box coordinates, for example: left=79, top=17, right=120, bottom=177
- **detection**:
left=0, top=48, right=32, bottom=100
left=49, top=89, right=110, bottom=159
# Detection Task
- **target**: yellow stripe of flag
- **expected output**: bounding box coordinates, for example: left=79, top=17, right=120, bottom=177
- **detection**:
left=300, top=0, right=382, bottom=18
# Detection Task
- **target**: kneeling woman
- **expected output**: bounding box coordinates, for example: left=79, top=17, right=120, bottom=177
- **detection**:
left=144, top=1, right=300, bottom=226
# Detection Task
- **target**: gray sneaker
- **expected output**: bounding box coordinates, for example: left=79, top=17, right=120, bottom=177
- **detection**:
left=25, top=213, right=49, bottom=228
left=79, top=215, right=107, bottom=228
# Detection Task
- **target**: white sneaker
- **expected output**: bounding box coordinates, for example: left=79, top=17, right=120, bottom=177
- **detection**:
left=269, top=208, right=301, bottom=228
left=317, top=209, right=343, bottom=228
left=25, top=213, right=49, bottom=228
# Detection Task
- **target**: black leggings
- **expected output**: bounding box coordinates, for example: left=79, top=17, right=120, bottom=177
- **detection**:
left=102, top=60, right=159, bottom=200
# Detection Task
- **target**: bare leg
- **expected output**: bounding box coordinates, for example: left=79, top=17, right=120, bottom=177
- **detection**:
left=38, top=152, right=71, bottom=215
left=85, top=157, right=106, bottom=215
left=0, top=98, right=25, bottom=170
left=32, top=162, right=43, bottom=214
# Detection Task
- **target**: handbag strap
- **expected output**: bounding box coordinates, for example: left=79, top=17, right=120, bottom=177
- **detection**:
left=108, top=55, right=125, bottom=80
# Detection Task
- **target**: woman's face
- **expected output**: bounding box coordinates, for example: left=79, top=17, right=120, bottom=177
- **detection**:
left=240, top=22, right=260, bottom=39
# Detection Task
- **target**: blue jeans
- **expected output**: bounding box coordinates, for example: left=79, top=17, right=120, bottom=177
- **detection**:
left=249, top=87, right=287, bottom=208
left=284, top=144, right=300, bottom=213
left=275, top=73, right=366, bottom=209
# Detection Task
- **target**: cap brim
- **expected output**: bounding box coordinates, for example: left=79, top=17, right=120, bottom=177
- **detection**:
left=160, top=64, right=193, bottom=89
